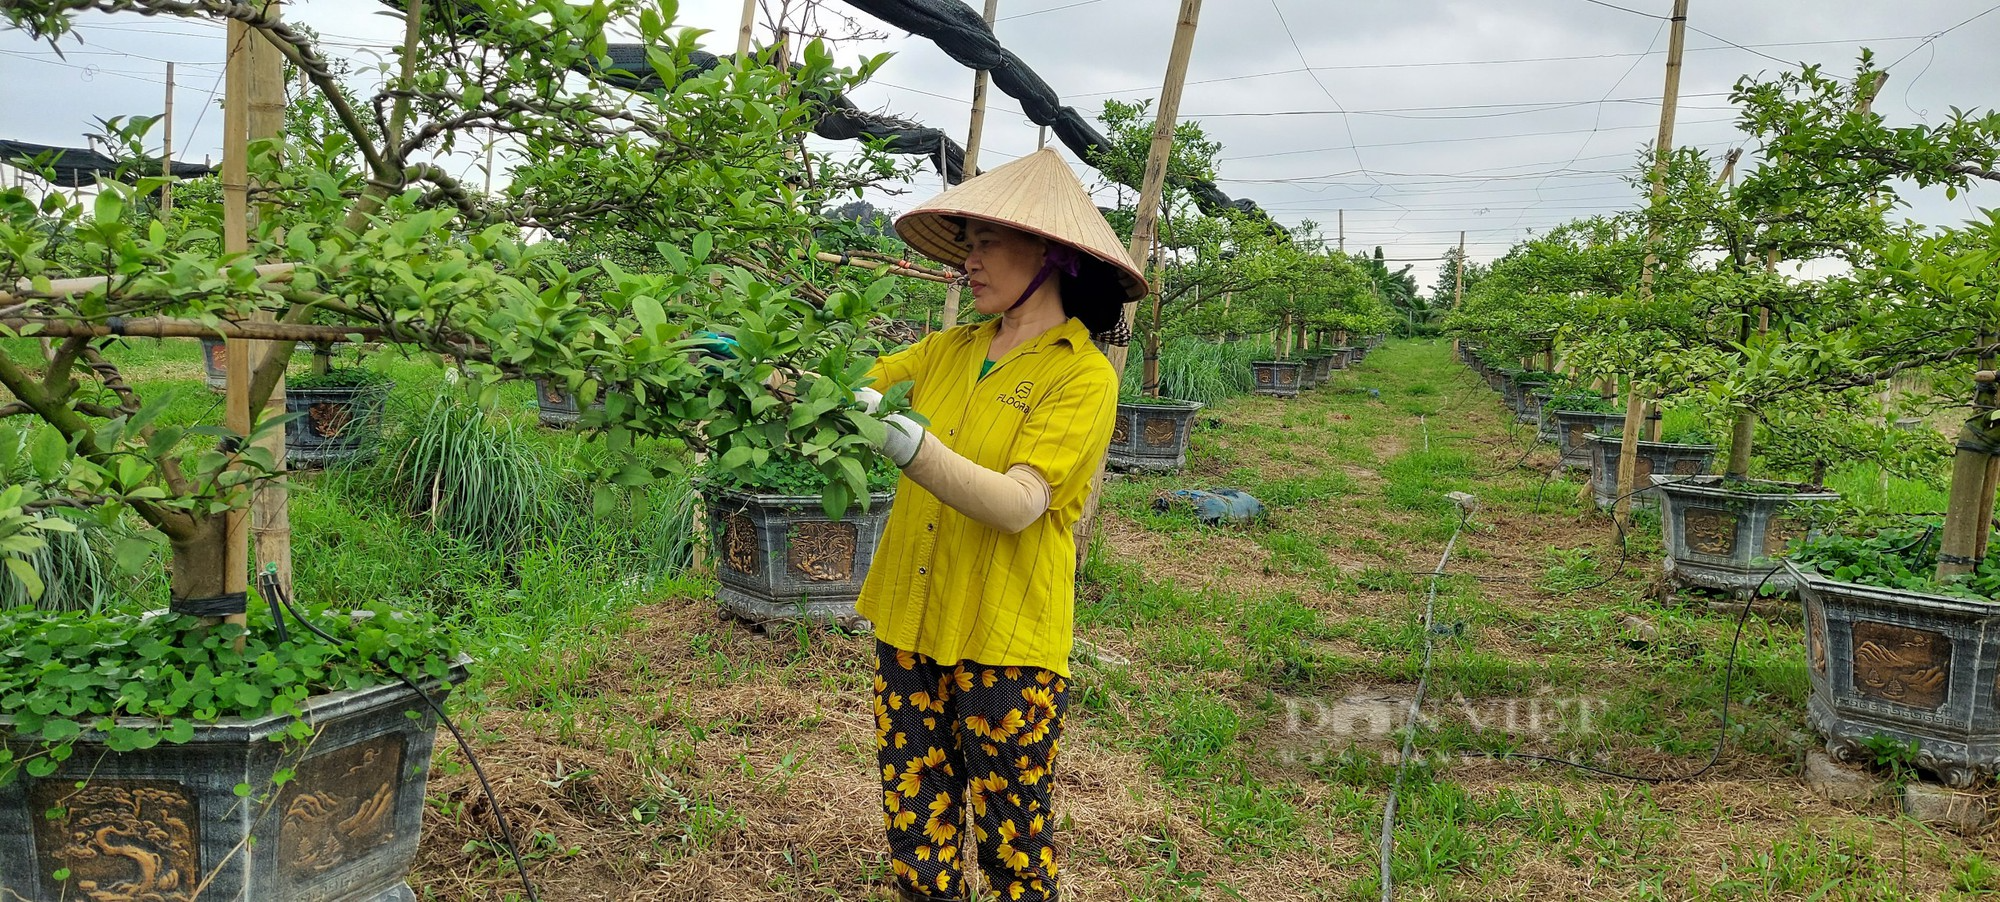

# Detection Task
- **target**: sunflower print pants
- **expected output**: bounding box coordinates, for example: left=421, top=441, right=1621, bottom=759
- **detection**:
left=875, top=640, right=1069, bottom=902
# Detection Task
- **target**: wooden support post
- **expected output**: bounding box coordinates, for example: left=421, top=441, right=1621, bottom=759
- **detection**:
left=1337, top=209, right=1344, bottom=252
left=1075, top=0, right=1203, bottom=570
left=738, top=0, right=758, bottom=58
left=1617, top=0, right=1688, bottom=523
left=1453, top=230, right=1465, bottom=309
left=161, top=61, right=175, bottom=224
left=246, top=0, right=290, bottom=601
left=937, top=0, right=1001, bottom=334
left=220, top=15, right=255, bottom=631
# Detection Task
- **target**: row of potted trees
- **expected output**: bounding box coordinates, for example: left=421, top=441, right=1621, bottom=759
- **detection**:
left=1450, top=57, right=2000, bottom=788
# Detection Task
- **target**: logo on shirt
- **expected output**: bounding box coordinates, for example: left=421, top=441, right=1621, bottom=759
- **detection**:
left=998, top=380, right=1034, bottom=414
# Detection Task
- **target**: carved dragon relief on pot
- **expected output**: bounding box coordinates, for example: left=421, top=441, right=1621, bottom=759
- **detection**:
left=277, top=735, right=406, bottom=882
left=1849, top=621, right=1950, bottom=710
left=308, top=402, right=354, bottom=439
left=32, top=781, right=198, bottom=902
left=1682, top=508, right=1739, bottom=556
left=790, top=521, right=858, bottom=582
left=1142, top=416, right=1178, bottom=447
left=1110, top=416, right=1130, bottom=445
left=722, top=512, right=759, bottom=575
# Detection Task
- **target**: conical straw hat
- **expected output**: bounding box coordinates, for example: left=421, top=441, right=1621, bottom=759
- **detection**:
left=896, top=148, right=1148, bottom=302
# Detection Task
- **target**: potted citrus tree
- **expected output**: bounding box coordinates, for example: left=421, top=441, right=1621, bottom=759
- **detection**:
left=0, top=1, right=901, bottom=898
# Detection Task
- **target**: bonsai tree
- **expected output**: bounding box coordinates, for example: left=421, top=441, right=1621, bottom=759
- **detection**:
left=0, top=0, right=904, bottom=774
left=1708, top=55, right=2000, bottom=579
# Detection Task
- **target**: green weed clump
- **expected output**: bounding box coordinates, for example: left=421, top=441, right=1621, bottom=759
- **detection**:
left=381, top=391, right=556, bottom=554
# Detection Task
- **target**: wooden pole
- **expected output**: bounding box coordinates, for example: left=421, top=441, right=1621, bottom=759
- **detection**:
left=938, top=0, right=1000, bottom=333
left=220, top=14, right=255, bottom=631
left=1076, top=0, right=1203, bottom=569
left=1452, top=230, right=1465, bottom=309
left=246, top=0, right=290, bottom=601
left=161, top=61, right=175, bottom=224
left=737, top=0, right=757, bottom=58
left=1338, top=209, right=1345, bottom=253
left=1616, top=0, right=1688, bottom=523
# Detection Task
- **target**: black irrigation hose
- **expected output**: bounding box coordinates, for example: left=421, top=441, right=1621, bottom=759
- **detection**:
left=256, top=570, right=543, bottom=902
left=1379, top=506, right=1469, bottom=902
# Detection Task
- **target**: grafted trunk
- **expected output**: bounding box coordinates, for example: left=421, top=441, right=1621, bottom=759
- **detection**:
left=168, top=515, right=234, bottom=607
left=1725, top=409, right=1756, bottom=480
left=1937, top=410, right=2000, bottom=580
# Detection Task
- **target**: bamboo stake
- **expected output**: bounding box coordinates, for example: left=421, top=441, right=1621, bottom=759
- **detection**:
left=1452, top=230, right=1465, bottom=309
left=247, top=0, right=291, bottom=601
left=3, top=262, right=296, bottom=304
left=1076, top=0, right=1203, bottom=570
left=1616, top=0, right=1689, bottom=524
left=938, top=0, right=1001, bottom=333
left=737, top=0, right=757, bottom=58
left=220, top=14, right=254, bottom=631
left=161, top=61, right=175, bottom=224
left=811, top=251, right=956, bottom=283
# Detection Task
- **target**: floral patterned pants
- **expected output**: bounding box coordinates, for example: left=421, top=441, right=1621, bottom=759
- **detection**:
left=874, top=640, right=1069, bottom=902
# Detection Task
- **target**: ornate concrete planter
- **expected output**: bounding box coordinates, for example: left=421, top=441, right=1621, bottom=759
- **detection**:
left=285, top=383, right=392, bottom=469
left=1514, top=381, right=1553, bottom=426
left=1659, top=477, right=1839, bottom=597
left=706, top=489, right=895, bottom=632
left=1533, top=392, right=1557, bottom=443
left=1791, top=560, right=2000, bottom=788
left=1310, top=354, right=1335, bottom=384
left=1250, top=361, right=1305, bottom=398
left=1550, top=410, right=1627, bottom=470
left=1107, top=400, right=1204, bottom=473
left=199, top=338, right=228, bottom=393
left=0, top=666, right=461, bottom=902
left=534, top=376, right=603, bottom=429
left=1584, top=433, right=1717, bottom=509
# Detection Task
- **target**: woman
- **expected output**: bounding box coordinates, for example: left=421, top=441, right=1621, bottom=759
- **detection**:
left=852, top=148, right=1146, bottom=902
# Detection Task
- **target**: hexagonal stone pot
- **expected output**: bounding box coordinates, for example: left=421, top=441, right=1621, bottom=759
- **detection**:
left=1533, top=392, right=1557, bottom=443
left=0, top=665, right=462, bottom=902
left=1549, top=410, right=1627, bottom=470
left=1107, top=399, right=1205, bottom=473
left=705, top=489, right=895, bottom=632
left=533, top=376, right=595, bottom=428
left=1310, top=354, right=1335, bottom=384
left=1658, top=477, right=1839, bottom=597
left=1791, top=560, right=2000, bottom=788
left=1250, top=361, right=1305, bottom=398
left=1584, top=433, right=1717, bottom=509
left=285, top=383, right=392, bottom=469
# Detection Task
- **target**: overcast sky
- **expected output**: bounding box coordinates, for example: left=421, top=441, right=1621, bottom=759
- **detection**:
left=3, top=0, right=1996, bottom=288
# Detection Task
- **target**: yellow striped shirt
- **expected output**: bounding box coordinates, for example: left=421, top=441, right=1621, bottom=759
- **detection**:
left=857, top=316, right=1118, bottom=676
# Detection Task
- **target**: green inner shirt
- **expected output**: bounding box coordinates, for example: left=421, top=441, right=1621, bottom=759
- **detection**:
left=979, top=358, right=997, bottom=380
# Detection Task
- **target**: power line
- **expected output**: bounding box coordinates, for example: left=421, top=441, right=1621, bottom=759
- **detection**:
left=1577, top=0, right=1669, bottom=19
left=1185, top=92, right=1731, bottom=120
left=1217, top=118, right=1739, bottom=163
left=996, top=0, right=1108, bottom=21
left=1887, top=3, right=2000, bottom=70
left=1267, top=0, right=1376, bottom=187
left=1064, top=35, right=1930, bottom=100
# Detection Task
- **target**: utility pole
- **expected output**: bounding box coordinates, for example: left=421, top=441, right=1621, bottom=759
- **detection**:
left=1075, top=0, right=1204, bottom=569
left=1453, top=230, right=1465, bottom=309
left=1615, top=0, right=1689, bottom=523
left=161, top=61, right=175, bottom=223
left=1338, top=209, right=1344, bottom=253
left=939, top=0, right=1001, bottom=333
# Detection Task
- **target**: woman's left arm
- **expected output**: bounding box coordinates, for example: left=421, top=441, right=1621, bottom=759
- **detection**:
left=879, top=365, right=1118, bottom=534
